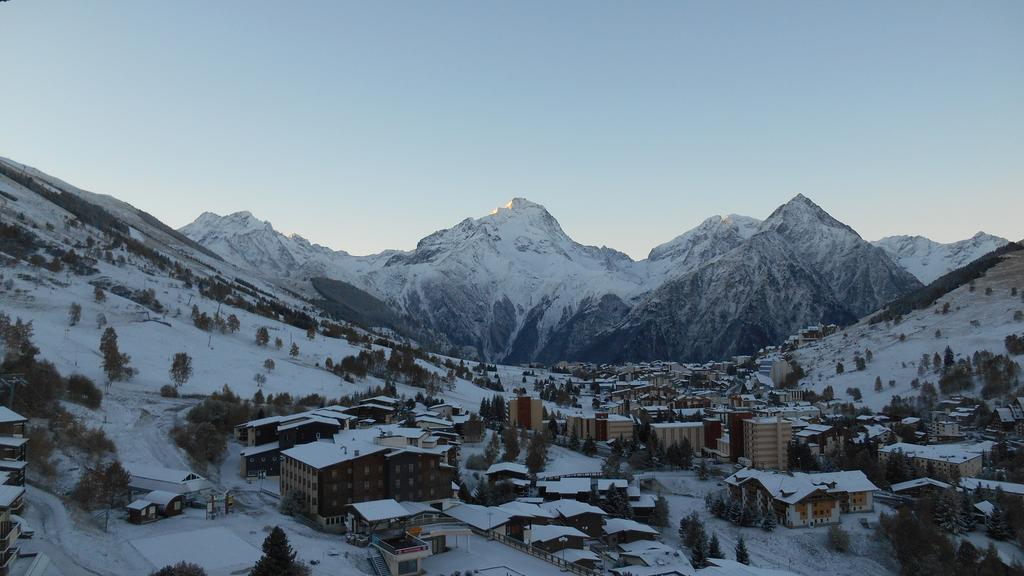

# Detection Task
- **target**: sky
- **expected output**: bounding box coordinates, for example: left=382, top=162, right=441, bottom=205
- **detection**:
left=1, top=1, right=1021, bottom=259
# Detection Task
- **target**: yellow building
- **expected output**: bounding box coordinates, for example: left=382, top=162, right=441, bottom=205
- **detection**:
left=508, top=396, right=544, bottom=432
left=650, top=422, right=704, bottom=452
left=566, top=413, right=634, bottom=443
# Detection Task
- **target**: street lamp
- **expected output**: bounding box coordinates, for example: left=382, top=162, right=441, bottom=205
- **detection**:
left=559, top=536, right=568, bottom=571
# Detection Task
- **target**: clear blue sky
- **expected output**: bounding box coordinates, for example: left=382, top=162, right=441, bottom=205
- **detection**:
left=1, top=1, right=1021, bottom=258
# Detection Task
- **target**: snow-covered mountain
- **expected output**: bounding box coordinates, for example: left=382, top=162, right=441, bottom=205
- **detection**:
left=873, top=232, right=1010, bottom=284
left=183, top=195, right=923, bottom=363
left=572, top=195, right=922, bottom=362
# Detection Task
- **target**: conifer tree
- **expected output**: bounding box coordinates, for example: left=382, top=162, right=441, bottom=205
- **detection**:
left=250, top=526, right=309, bottom=576
left=735, top=535, right=750, bottom=565
left=708, top=532, right=723, bottom=559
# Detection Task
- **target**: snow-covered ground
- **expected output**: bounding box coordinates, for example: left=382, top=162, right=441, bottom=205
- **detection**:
left=794, top=250, right=1024, bottom=410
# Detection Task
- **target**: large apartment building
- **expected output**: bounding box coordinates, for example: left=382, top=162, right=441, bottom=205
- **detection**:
left=650, top=422, right=704, bottom=451
left=280, top=426, right=455, bottom=529
left=879, top=442, right=985, bottom=481
left=742, top=416, right=791, bottom=471
left=508, top=396, right=544, bottom=432
left=566, top=412, right=634, bottom=443
left=726, top=468, right=877, bottom=528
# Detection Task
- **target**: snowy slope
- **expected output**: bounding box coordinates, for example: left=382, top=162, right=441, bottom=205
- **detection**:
left=793, top=249, right=1024, bottom=410
left=874, top=232, right=1010, bottom=284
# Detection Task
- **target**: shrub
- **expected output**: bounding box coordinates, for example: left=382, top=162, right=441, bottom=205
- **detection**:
left=160, top=384, right=180, bottom=398
left=827, top=524, right=850, bottom=552
left=172, top=421, right=227, bottom=465
left=66, top=374, right=102, bottom=409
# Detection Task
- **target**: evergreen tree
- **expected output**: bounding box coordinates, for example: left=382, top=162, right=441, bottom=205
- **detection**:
left=650, top=494, right=669, bottom=528
left=727, top=499, right=743, bottom=524
left=501, top=426, right=520, bottom=462
left=678, top=514, right=690, bottom=542
left=986, top=504, right=1010, bottom=540
left=582, top=436, right=597, bottom=456
left=683, top=511, right=702, bottom=549
left=954, top=540, right=978, bottom=574
left=958, top=492, right=976, bottom=532
left=934, top=491, right=960, bottom=533
left=226, top=314, right=240, bottom=333
left=690, top=526, right=709, bottom=568
left=761, top=510, right=777, bottom=531
left=250, top=526, right=309, bottom=576
left=68, top=302, right=82, bottom=326
left=735, top=535, right=750, bottom=565
left=151, top=562, right=207, bottom=576
left=289, top=343, right=299, bottom=357
left=708, top=532, right=723, bottom=559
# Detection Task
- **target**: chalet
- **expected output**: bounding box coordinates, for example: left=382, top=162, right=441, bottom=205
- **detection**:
left=0, top=487, right=23, bottom=573
left=143, top=490, right=185, bottom=517
left=529, top=524, right=587, bottom=553
left=485, top=462, right=531, bottom=492
left=602, top=517, right=659, bottom=546
left=725, top=468, right=877, bottom=528
left=442, top=503, right=511, bottom=535
left=616, top=540, right=681, bottom=569
left=126, top=499, right=159, bottom=524
left=540, top=499, right=607, bottom=537
left=537, top=477, right=592, bottom=501
left=496, top=501, right=557, bottom=541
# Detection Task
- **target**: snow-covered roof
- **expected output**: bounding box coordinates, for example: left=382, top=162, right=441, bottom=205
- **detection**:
left=350, top=499, right=412, bottom=522
left=597, top=479, right=628, bottom=492
left=961, top=477, right=1024, bottom=496
left=0, top=459, right=26, bottom=471
left=486, top=462, right=529, bottom=477
left=603, top=517, right=658, bottom=535
left=975, top=500, right=995, bottom=516
left=0, top=437, right=27, bottom=448
left=880, top=442, right=983, bottom=464
left=890, top=478, right=952, bottom=493
left=537, top=477, right=591, bottom=494
left=725, top=469, right=878, bottom=505
left=540, top=499, right=607, bottom=518
left=0, top=407, right=26, bottom=424
left=240, top=442, right=279, bottom=457
left=530, top=524, right=588, bottom=543
left=128, top=465, right=211, bottom=495
left=282, top=440, right=386, bottom=469
left=127, top=499, right=154, bottom=511
left=278, top=415, right=342, bottom=432
left=650, top=422, right=703, bottom=430
left=144, top=490, right=181, bottom=506
left=443, top=504, right=511, bottom=530
left=496, top=501, right=558, bottom=520
left=560, top=549, right=601, bottom=564
left=0, top=485, right=23, bottom=508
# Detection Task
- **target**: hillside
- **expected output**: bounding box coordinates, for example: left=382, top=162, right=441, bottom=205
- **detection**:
left=792, top=248, right=1024, bottom=411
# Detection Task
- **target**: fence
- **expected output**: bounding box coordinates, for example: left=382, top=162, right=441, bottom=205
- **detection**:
left=487, top=531, right=600, bottom=576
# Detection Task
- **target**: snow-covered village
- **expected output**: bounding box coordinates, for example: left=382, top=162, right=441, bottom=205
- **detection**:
left=1, top=3, right=1022, bottom=576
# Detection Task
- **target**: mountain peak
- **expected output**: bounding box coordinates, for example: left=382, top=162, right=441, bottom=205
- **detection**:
left=490, top=197, right=547, bottom=215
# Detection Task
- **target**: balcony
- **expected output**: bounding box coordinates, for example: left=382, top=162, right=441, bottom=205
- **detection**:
left=372, top=533, right=431, bottom=558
